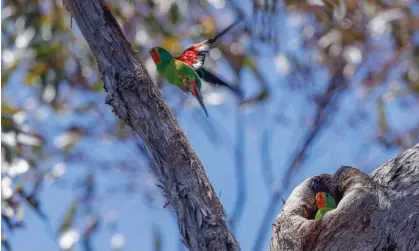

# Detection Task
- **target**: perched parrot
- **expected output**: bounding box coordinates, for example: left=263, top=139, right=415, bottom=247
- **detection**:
left=315, top=191, right=336, bottom=220
left=149, top=19, right=241, bottom=116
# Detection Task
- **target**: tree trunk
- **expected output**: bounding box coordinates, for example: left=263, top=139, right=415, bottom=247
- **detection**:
left=270, top=143, right=419, bottom=251
left=62, top=1, right=239, bottom=250
left=62, top=1, right=419, bottom=251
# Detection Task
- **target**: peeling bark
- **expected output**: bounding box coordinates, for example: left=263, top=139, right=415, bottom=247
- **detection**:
left=270, top=143, right=419, bottom=251
left=62, top=1, right=239, bottom=250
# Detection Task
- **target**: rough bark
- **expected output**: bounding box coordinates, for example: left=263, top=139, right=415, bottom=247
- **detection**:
left=62, top=1, right=239, bottom=250
left=270, top=143, right=419, bottom=251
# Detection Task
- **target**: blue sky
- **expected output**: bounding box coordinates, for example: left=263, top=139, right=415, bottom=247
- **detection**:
left=5, top=54, right=404, bottom=251
left=3, top=2, right=417, bottom=251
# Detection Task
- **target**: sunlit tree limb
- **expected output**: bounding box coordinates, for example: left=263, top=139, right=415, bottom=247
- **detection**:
left=62, top=0, right=239, bottom=250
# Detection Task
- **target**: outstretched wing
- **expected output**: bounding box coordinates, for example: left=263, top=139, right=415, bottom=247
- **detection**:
left=176, top=19, right=241, bottom=70
left=175, top=40, right=211, bottom=69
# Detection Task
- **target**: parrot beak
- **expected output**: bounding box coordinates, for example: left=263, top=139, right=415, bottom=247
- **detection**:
left=149, top=47, right=158, bottom=55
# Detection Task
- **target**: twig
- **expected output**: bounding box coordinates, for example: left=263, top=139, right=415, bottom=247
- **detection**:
left=252, top=64, right=347, bottom=251
left=229, top=100, right=247, bottom=232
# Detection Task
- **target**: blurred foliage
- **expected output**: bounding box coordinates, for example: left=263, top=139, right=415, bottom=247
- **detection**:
left=253, top=0, right=419, bottom=148
left=1, top=0, right=419, bottom=250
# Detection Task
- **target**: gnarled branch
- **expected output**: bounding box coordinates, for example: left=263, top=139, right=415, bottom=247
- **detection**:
left=62, top=0, right=239, bottom=250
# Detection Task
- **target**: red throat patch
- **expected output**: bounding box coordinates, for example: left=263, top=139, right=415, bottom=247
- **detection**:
left=316, top=192, right=325, bottom=208
left=151, top=50, right=160, bottom=63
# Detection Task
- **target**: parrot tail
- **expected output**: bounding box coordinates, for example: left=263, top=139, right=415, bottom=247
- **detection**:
left=197, top=68, right=243, bottom=98
left=194, top=86, right=209, bottom=117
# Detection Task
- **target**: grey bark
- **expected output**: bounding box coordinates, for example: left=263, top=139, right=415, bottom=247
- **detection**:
left=270, top=143, right=419, bottom=251
left=62, top=1, right=419, bottom=250
left=62, top=1, right=239, bottom=250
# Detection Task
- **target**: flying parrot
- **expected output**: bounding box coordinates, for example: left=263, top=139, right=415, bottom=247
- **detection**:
left=314, top=191, right=337, bottom=220
left=149, top=19, right=242, bottom=117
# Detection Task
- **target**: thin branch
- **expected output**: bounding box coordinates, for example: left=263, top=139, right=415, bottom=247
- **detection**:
left=229, top=100, right=247, bottom=232
left=252, top=63, right=347, bottom=251
left=261, top=123, right=275, bottom=193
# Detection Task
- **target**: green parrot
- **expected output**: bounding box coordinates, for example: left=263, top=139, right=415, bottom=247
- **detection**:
left=315, top=191, right=336, bottom=220
left=149, top=19, right=241, bottom=117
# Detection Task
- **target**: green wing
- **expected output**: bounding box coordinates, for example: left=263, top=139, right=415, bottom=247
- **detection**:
left=174, top=60, right=208, bottom=116
left=158, top=59, right=201, bottom=89
left=174, top=59, right=202, bottom=87
left=315, top=207, right=334, bottom=220
left=158, top=59, right=208, bottom=116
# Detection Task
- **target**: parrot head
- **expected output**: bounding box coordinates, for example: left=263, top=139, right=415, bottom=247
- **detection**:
left=149, top=47, right=173, bottom=67
left=315, top=192, right=336, bottom=209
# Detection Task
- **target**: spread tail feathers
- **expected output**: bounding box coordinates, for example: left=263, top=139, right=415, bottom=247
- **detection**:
left=197, top=68, right=243, bottom=98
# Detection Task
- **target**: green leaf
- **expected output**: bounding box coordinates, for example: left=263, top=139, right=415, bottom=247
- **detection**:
left=1, top=115, right=15, bottom=133
left=91, top=81, right=104, bottom=92
left=1, top=142, right=15, bottom=163
left=58, top=198, right=79, bottom=235
left=1, top=103, right=22, bottom=115
left=377, top=98, right=388, bottom=133
left=169, top=3, right=180, bottom=25
left=25, top=62, right=48, bottom=86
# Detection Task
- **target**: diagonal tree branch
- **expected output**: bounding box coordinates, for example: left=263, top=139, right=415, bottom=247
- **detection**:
left=62, top=0, right=239, bottom=250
